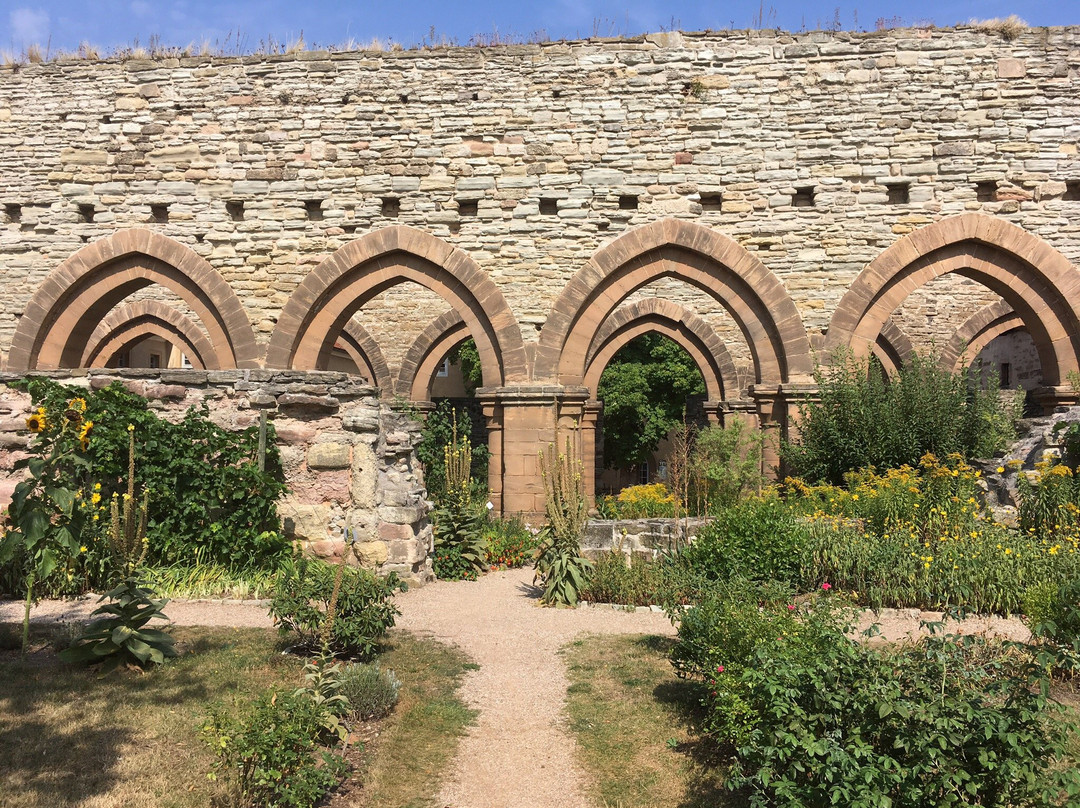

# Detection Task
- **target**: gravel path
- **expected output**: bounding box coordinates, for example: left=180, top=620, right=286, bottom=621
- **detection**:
left=394, top=566, right=677, bottom=808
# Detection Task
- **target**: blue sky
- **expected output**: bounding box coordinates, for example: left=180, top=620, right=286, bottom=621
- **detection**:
left=3, top=0, right=1076, bottom=54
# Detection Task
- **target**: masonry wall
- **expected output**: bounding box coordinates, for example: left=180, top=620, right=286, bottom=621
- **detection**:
left=0, top=370, right=435, bottom=583
left=1, top=25, right=1078, bottom=382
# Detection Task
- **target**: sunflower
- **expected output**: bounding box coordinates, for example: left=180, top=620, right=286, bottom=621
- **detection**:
left=67, top=398, right=87, bottom=413
left=78, top=419, right=93, bottom=451
left=26, top=407, right=47, bottom=433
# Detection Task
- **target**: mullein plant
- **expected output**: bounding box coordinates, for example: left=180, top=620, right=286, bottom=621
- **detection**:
left=534, top=431, right=592, bottom=606
left=60, top=425, right=177, bottom=670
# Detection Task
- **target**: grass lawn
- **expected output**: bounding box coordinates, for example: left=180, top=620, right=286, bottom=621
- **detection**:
left=0, top=623, right=475, bottom=808
left=563, top=633, right=731, bottom=808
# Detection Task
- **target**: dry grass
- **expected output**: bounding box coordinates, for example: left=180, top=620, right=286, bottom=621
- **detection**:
left=563, top=633, right=731, bottom=808
left=969, top=15, right=1028, bottom=41
left=0, top=624, right=476, bottom=808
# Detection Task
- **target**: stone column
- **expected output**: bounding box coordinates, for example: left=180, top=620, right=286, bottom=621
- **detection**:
left=479, top=394, right=504, bottom=514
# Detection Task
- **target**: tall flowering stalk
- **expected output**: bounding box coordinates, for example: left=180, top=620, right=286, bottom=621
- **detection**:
left=534, top=430, right=592, bottom=606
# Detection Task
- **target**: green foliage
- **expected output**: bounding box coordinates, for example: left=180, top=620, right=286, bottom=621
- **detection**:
left=691, top=419, right=764, bottom=511
left=59, top=577, right=177, bottom=671
left=204, top=689, right=347, bottom=808
left=270, top=555, right=405, bottom=659
left=483, top=516, right=540, bottom=569
left=784, top=350, right=1020, bottom=485
left=1017, top=462, right=1080, bottom=541
left=727, top=630, right=1080, bottom=807
left=1024, top=576, right=1080, bottom=653
left=680, top=496, right=811, bottom=586
left=338, top=662, right=402, bottom=721
left=416, top=400, right=489, bottom=501
left=535, top=436, right=592, bottom=606
left=597, top=333, right=706, bottom=471
left=431, top=422, right=487, bottom=580
left=448, top=337, right=484, bottom=396
left=578, top=550, right=702, bottom=607
left=6, top=379, right=288, bottom=574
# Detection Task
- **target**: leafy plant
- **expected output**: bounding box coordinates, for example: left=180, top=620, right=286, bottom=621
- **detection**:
left=59, top=577, right=176, bottom=671
left=204, top=689, right=347, bottom=808
left=483, top=516, right=540, bottom=569
left=270, top=554, right=405, bottom=659
left=534, top=435, right=592, bottom=606
left=1, top=393, right=93, bottom=651
left=783, top=349, right=1020, bottom=485
left=416, top=400, right=489, bottom=501
left=691, top=419, right=764, bottom=511
left=431, top=420, right=487, bottom=581
left=338, top=662, right=401, bottom=721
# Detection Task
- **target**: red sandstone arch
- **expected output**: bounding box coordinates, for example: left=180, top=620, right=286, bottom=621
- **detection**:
left=333, top=320, right=393, bottom=390
left=872, top=318, right=915, bottom=379
left=534, top=219, right=812, bottom=386
left=266, top=227, right=527, bottom=388
left=825, top=214, right=1080, bottom=388
left=81, top=301, right=215, bottom=369
left=395, top=310, right=471, bottom=401
left=939, top=300, right=1026, bottom=373
left=581, top=299, right=740, bottom=401
left=7, top=229, right=258, bottom=371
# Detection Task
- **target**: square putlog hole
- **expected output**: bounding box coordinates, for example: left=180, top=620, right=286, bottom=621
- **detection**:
left=699, top=193, right=723, bottom=211
left=458, top=199, right=478, bottom=217
left=381, top=197, right=400, bottom=217
left=539, top=198, right=559, bottom=215
left=886, top=183, right=910, bottom=204
left=792, top=187, right=815, bottom=208
left=226, top=200, right=245, bottom=221
left=618, top=195, right=638, bottom=210
left=304, top=200, right=324, bottom=221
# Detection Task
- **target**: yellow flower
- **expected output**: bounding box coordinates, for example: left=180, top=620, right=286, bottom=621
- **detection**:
left=90, top=492, right=101, bottom=505
left=68, top=398, right=87, bottom=413
left=80, top=545, right=87, bottom=553
left=26, top=408, right=47, bottom=433
left=996, top=467, right=1005, bottom=474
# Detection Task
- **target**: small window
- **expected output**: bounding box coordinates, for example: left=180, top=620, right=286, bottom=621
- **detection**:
left=381, top=197, right=400, bottom=217
left=638, top=461, right=650, bottom=485
left=886, top=183, right=910, bottom=204
left=458, top=199, right=478, bottom=217
left=699, top=193, right=723, bottom=211
left=181, top=354, right=193, bottom=369
left=793, top=187, right=815, bottom=208
left=149, top=354, right=161, bottom=369
left=539, top=198, right=559, bottom=215
left=116, top=353, right=128, bottom=368
left=976, top=181, right=997, bottom=202
left=618, top=195, right=638, bottom=210
left=436, top=358, right=450, bottom=378
left=1000, top=363, right=1011, bottom=388
left=657, top=460, right=668, bottom=481
left=304, top=200, right=324, bottom=221
left=226, top=200, right=245, bottom=221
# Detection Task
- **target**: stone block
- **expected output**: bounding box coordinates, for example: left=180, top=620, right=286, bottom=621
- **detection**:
left=351, top=442, right=378, bottom=509
left=353, top=540, right=389, bottom=567
left=308, top=442, right=351, bottom=470
left=997, top=58, right=1026, bottom=79
left=278, top=393, right=340, bottom=413
left=279, top=497, right=330, bottom=542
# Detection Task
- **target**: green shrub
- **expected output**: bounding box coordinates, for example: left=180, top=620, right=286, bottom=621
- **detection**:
left=727, top=630, right=1080, bottom=807
left=534, top=438, right=592, bottom=606
left=338, top=662, right=401, bottom=721
left=1025, top=576, right=1080, bottom=652
left=483, top=516, right=540, bottom=569
left=579, top=550, right=702, bottom=607
left=680, top=496, right=810, bottom=586
left=270, top=555, right=405, bottom=659
left=59, top=577, right=176, bottom=671
left=204, top=689, right=347, bottom=808
left=416, top=400, right=488, bottom=501
left=691, top=419, right=764, bottom=511
left=430, top=413, right=487, bottom=581
left=783, top=350, right=1019, bottom=485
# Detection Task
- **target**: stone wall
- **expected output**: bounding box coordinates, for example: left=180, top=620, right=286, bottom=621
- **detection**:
left=0, top=369, right=435, bottom=583
left=582, top=518, right=707, bottom=558
left=1, top=25, right=1078, bottom=372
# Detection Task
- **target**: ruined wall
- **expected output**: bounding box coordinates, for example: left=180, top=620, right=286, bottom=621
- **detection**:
left=1, top=25, right=1079, bottom=385
left=0, top=370, right=435, bottom=583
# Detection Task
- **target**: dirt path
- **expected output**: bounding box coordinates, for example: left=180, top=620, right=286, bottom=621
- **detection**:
left=394, top=567, right=677, bottom=808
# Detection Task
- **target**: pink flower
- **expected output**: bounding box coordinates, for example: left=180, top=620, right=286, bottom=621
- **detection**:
left=716, top=665, right=724, bottom=673
left=821, top=582, right=832, bottom=591
left=787, top=604, right=796, bottom=611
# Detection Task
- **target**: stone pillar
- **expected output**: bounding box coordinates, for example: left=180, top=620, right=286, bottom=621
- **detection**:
left=479, top=395, right=504, bottom=514
left=749, top=384, right=784, bottom=476
left=1032, top=385, right=1080, bottom=414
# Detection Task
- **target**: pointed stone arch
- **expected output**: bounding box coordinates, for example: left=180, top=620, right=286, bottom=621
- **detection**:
left=265, top=227, right=528, bottom=389
left=334, top=320, right=393, bottom=390
left=581, top=298, right=741, bottom=402
left=534, top=219, right=812, bottom=386
left=395, top=310, right=470, bottom=401
left=82, top=301, right=215, bottom=369
left=873, top=318, right=915, bottom=379
left=7, top=229, right=258, bottom=371
left=940, top=300, right=1025, bottom=373
left=825, top=214, right=1080, bottom=391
